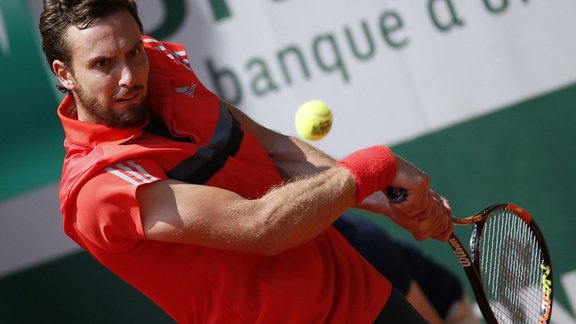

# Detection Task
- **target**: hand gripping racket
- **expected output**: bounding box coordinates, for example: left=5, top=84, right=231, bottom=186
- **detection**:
left=387, top=187, right=553, bottom=324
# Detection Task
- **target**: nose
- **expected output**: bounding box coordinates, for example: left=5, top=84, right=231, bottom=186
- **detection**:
left=118, top=63, right=136, bottom=88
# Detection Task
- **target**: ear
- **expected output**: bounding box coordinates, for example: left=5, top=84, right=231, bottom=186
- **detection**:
left=52, top=59, right=76, bottom=91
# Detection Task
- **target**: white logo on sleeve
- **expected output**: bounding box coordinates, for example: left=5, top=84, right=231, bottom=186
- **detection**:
left=105, top=160, right=158, bottom=185
left=175, top=83, right=197, bottom=97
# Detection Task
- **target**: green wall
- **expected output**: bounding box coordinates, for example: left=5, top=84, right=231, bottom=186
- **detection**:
left=0, top=0, right=63, bottom=200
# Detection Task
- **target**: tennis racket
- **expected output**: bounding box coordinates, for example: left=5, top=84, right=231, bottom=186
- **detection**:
left=386, top=187, right=553, bottom=324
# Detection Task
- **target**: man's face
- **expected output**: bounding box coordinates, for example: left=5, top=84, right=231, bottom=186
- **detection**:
left=58, top=9, right=149, bottom=128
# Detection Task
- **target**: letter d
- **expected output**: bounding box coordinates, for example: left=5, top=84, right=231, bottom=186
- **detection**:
left=206, top=59, right=243, bottom=105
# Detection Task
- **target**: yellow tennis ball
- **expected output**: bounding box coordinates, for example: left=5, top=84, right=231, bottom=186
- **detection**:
left=295, top=100, right=333, bottom=141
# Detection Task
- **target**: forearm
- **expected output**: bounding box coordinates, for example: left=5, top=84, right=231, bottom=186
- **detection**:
left=248, top=166, right=356, bottom=253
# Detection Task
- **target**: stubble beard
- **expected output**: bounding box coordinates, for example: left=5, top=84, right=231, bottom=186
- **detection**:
left=75, top=84, right=149, bottom=129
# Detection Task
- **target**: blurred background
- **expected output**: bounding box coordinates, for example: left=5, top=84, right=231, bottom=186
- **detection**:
left=1, top=0, right=575, bottom=322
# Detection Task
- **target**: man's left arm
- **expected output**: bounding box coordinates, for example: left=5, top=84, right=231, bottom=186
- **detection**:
left=225, top=101, right=452, bottom=241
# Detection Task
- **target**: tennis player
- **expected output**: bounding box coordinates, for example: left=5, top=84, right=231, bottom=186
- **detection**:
left=40, top=0, right=454, bottom=322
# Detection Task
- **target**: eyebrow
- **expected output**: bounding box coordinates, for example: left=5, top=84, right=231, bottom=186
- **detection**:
left=86, top=39, right=144, bottom=65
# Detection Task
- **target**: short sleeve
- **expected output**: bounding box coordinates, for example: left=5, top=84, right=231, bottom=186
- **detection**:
left=74, top=158, right=166, bottom=252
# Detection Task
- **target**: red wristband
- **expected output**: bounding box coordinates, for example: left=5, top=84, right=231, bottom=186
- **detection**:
left=335, top=145, right=397, bottom=203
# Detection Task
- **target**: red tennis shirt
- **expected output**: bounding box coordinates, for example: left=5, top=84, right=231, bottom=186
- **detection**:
left=58, top=36, right=392, bottom=323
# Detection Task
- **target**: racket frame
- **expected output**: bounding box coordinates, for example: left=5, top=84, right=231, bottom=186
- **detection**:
left=450, top=203, right=554, bottom=324
left=448, top=231, right=499, bottom=323
left=385, top=188, right=553, bottom=323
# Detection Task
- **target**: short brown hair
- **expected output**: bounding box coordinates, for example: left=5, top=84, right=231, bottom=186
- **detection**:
left=39, top=0, right=143, bottom=72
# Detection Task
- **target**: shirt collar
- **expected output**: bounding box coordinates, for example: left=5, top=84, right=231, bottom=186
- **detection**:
left=57, top=94, right=144, bottom=147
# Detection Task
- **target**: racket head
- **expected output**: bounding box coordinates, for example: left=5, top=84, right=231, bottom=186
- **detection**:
left=469, top=203, right=553, bottom=324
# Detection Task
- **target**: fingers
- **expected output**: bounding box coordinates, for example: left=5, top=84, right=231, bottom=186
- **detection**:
left=432, top=224, right=453, bottom=241
left=384, top=156, right=452, bottom=241
left=434, top=195, right=453, bottom=240
left=390, top=190, right=452, bottom=241
left=421, top=192, right=452, bottom=241
left=429, top=195, right=453, bottom=241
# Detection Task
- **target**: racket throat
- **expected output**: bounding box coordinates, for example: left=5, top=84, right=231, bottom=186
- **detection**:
left=448, top=236, right=472, bottom=267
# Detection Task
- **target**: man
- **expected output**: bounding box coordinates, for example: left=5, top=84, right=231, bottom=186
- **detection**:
left=40, top=0, right=454, bottom=322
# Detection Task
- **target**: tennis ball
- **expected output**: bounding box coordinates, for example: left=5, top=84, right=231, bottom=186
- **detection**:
left=294, top=100, right=333, bottom=141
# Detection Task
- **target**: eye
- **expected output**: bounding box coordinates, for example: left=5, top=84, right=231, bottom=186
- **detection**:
left=94, top=59, right=109, bottom=68
left=129, top=47, right=142, bottom=58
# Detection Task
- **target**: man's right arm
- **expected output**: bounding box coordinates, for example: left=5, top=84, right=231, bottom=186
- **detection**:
left=137, top=166, right=358, bottom=256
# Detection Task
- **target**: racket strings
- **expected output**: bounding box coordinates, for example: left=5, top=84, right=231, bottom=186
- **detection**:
left=477, top=210, right=544, bottom=324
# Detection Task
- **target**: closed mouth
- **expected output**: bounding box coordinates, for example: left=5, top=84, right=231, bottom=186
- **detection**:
left=114, top=93, right=139, bottom=102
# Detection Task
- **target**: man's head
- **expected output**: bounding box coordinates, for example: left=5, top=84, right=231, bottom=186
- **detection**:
left=40, top=0, right=149, bottom=128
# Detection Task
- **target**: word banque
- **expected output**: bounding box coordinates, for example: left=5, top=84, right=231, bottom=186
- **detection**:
left=198, top=0, right=541, bottom=104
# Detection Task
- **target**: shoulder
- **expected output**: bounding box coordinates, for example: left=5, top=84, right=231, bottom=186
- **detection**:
left=143, top=35, right=194, bottom=73
left=70, top=158, right=167, bottom=251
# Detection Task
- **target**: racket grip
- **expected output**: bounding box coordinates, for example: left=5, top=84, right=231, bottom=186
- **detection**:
left=386, top=187, right=407, bottom=203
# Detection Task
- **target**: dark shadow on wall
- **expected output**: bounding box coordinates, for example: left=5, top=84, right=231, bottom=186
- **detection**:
left=0, top=252, right=175, bottom=324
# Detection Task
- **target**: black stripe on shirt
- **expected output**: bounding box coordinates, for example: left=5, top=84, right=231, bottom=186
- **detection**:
left=147, top=101, right=244, bottom=184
